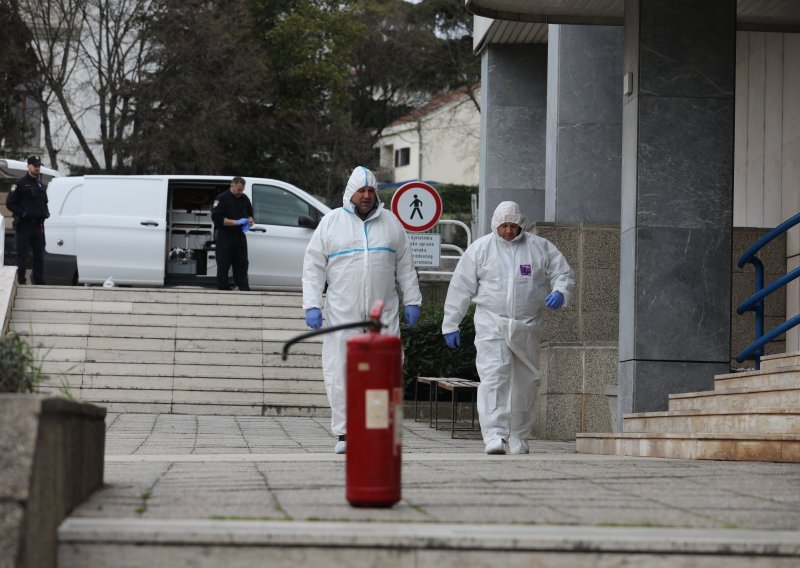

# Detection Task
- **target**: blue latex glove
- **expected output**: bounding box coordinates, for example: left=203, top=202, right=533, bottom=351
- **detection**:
left=305, top=308, right=322, bottom=329
left=443, top=331, right=460, bottom=350
left=236, top=217, right=248, bottom=227
left=404, top=305, right=421, bottom=328
left=241, top=222, right=249, bottom=233
left=545, top=291, right=564, bottom=309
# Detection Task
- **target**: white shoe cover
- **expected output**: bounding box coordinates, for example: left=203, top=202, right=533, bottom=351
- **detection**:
left=509, top=438, right=530, bottom=454
left=485, top=439, right=506, bottom=455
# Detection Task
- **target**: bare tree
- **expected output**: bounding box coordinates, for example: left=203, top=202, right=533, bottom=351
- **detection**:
left=18, top=0, right=156, bottom=171
left=0, top=0, right=40, bottom=153
left=18, top=0, right=85, bottom=169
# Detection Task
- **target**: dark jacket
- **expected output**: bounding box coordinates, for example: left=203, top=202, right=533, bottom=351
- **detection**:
left=211, top=190, right=253, bottom=236
left=7, top=173, right=50, bottom=224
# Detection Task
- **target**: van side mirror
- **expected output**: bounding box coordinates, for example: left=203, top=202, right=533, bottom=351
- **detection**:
left=298, top=215, right=318, bottom=230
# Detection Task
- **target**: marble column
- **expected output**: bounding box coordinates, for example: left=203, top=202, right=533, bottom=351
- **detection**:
left=546, top=24, right=624, bottom=224
left=618, top=0, right=736, bottom=428
left=479, top=44, right=548, bottom=235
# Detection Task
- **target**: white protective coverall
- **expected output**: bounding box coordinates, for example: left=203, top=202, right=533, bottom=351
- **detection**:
left=302, top=166, right=422, bottom=436
left=442, top=202, right=575, bottom=451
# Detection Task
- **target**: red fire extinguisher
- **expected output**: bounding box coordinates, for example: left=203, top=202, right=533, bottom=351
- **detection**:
left=282, top=300, right=403, bottom=508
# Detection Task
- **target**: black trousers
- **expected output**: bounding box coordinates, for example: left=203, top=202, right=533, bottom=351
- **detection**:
left=215, top=231, right=249, bottom=291
left=15, top=221, right=46, bottom=284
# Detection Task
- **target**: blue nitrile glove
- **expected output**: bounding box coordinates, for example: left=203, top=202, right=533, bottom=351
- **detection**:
left=404, top=305, right=421, bottom=327
left=241, top=222, right=249, bottom=233
left=545, top=291, right=564, bottom=309
left=443, top=331, right=460, bottom=350
left=305, top=308, right=322, bottom=329
left=236, top=218, right=248, bottom=227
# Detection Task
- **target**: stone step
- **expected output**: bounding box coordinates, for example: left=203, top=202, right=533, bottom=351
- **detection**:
left=14, top=285, right=305, bottom=307
left=714, top=366, right=800, bottom=391
left=13, top=313, right=308, bottom=330
left=34, top=348, right=321, bottom=368
left=10, top=286, right=326, bottom=415
left=65, top=401, right=330, bottom=417
left=623, top=408, right=800, bottom=435
left=48, top=375, right=322, bottom=392
left=55, top=518, right=800, bottom=567
left=40, top=360, right=323, bottom=379
left=576, top=432, right=800, bottom=462
left=76, top=388, right=329, bottom=408
left=668, top=386, right=800, bottom=412
left=760, top=351, right=800, bottom=371
left=12, top=301, right=304, bottom=319
left=15, top=321, right=315, bottom=340
left=26, top=336, right=322, bottom=354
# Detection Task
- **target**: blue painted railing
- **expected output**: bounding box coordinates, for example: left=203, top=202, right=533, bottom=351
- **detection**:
left=736, top=212, right=800, bottom=369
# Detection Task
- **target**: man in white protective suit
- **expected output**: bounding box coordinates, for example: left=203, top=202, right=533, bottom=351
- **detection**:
left=441, top=201, right=575, bottom=455
left=302, top=166, right=422, bottom=454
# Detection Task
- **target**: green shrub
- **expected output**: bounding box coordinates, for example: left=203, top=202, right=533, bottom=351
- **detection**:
left=435, top=184, right=478, bottom=215
left=0, top=330, right=45, bottom=393
left=401, top=303, right=478, bottom=397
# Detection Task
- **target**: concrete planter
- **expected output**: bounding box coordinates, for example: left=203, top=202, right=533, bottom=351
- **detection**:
left=0, top=395, right=105, bottom=568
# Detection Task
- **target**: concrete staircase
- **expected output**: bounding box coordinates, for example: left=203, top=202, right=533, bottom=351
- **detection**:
left=576, top=351, right=800, bottom=462
left=9, top=285, right=328, bottom=416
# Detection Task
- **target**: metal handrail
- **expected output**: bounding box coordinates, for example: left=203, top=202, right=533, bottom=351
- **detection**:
left=417, top=219, right=471, bottom=279
left=736, top=212, right=800, bottom=369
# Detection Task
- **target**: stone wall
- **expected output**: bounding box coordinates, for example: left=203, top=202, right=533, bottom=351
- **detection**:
left=536, top=342, right=618, bottom=439
left=532, top=224, right=620, bottom=438
left=0, top=395, right=105, bottom=568
left=0, top=265, right=17, bottom=334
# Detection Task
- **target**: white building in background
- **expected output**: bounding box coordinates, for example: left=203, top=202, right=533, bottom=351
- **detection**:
left=375, top=88, right=480, bottom=187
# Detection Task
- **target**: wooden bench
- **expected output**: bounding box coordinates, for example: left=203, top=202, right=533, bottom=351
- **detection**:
left=414, top=377, right=480, bottom=438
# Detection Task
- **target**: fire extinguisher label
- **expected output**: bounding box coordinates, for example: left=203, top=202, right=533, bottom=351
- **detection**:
left=365, top=389, right=389, bottom=429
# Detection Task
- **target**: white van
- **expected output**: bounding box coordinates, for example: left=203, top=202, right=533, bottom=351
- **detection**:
left=44, top=175, right=330, bottom=289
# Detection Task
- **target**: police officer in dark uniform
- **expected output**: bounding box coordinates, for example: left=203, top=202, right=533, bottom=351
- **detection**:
left=6, top=155, right=50, bottom=285
left=211, top=176, right=254, bottom=291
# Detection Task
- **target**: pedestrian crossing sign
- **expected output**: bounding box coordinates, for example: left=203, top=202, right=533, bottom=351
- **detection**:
left=390, top=181, right=443, bottom=232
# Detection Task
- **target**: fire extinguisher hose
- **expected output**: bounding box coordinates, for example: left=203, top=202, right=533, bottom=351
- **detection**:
left=281, top=318, right=382, bottom=361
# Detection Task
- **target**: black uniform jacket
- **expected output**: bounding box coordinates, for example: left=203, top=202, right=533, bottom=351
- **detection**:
left=7, top=174, right=50, bottom=225
left=211, top=190, right=254, bottom=237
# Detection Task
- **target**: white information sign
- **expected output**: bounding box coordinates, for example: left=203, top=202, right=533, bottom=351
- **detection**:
left=408, top=233, right=440, bottom=267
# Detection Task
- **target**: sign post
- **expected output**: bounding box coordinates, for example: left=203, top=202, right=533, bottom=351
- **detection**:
left=390, top=182, right=443, bottom=268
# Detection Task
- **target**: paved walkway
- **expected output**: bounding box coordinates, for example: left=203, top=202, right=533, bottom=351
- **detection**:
left=69, top=413, right=800, bottom=530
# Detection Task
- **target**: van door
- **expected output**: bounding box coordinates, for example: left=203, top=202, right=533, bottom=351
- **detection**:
left=247, top=181, right=321, bottom=288
left=76, top=176, right=168, bottom=285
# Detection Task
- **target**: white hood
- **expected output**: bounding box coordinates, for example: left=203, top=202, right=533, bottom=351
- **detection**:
left=490, top=201, right=524, bottom=237
left=342, top=166, right=379, bottom=211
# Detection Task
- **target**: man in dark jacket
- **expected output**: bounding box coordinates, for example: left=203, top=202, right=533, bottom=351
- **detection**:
left=211, top=176, right=254, bottom=290
left=6, top=155, right=50, bottom=285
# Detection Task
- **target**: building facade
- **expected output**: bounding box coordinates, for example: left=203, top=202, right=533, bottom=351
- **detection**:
left=467, top=0, right=800, bottom=433
left=376, top=89, right=481, bottom=187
